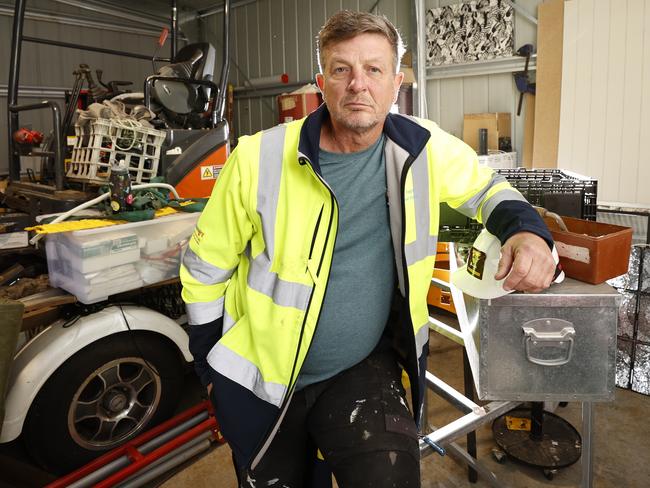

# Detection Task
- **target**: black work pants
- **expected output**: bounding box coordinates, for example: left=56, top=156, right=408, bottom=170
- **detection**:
left=239, top=347, right=421, bottom=488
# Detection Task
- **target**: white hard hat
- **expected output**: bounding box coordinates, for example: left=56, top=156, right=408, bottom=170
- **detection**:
left=450, top=229, right=564, bottom=300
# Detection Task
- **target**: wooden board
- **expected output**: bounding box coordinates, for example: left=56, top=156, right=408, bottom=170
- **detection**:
left=522, top=93, right=536, bottom=168
left=532, top=0, right=564, bottom=168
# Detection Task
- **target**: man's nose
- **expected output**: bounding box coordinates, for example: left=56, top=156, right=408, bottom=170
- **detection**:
left=347, top=68, right=367, bottom=92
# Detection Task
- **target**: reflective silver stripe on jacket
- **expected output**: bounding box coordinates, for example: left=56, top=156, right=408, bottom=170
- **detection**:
left=185, top=296, right=225, bottom=325
left=183, top=247, right=235, bottom=285
left=222, top=309, right=236, bottom=336
left=415, top=323, right=429, bottom=358
left=455, top=174, right=513, bottom=219
left=207, top=342, right=287, bottom=407
left=404, top=149, right=436, bottom=266
left=257, top=125, right=286, bottom=260
left=248, top=251, right=312, bottom=311
left=247, top=125, right=312, bottom=311
left=384, top=139, right=410, bottom=295
left=480, top=188, right=528, bottom=222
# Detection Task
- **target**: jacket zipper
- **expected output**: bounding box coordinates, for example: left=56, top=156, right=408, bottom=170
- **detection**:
left=307, top=204, right=324, bottom=263
left=398, top=155, right=421, bottom=422
left=249, top=167, right=338, bottom=470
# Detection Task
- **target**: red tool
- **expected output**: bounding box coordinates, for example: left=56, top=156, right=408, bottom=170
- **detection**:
left=13, top=128, right=44, bottom=145
left=47, top=400, right=223, bottom=488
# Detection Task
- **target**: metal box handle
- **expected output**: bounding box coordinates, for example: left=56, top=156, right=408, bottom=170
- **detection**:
left=522, top=318, right=575, bottom=366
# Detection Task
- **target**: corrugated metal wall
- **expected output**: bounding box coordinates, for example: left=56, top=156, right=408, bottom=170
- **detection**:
left=424, top=0, right=542, bottom=161
left=0, top=0, right=166, bottom=175
left=558, top=0, right=650, bottom=207
left=200, top=0, right=411, bottom=139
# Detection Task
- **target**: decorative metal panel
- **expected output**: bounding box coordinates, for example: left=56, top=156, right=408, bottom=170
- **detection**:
left=426, top=0, right=514, bottom=67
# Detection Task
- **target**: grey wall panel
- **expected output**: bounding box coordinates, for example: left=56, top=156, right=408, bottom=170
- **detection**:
left=438, top=78, right=464, bottom=139
left=326, top=0, right=343, bottom=18
left=270, top=0, right=286, bottom=73
left=463, top=77, right=489, bottom=115
left=283, top=0, right=299, bottom=81
left=258, top=0, right=273, bottom=79
left=311, top=1, right=326, bottom=76
left=296, top=0, right=316, bottom=80
left=341, top=0, right=360, bottom=11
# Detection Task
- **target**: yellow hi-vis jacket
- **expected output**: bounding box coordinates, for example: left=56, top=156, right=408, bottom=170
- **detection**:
left=180, top=105, right=548, bottom=469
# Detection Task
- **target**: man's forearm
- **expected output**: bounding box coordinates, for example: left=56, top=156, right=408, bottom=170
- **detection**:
left=485, top=200, right=553, bottom=248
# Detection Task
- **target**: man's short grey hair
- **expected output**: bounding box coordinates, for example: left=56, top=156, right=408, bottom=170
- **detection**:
left=317, top=10, right=406, bottom=74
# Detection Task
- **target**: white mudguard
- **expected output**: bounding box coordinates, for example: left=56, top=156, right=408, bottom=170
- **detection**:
left=0, top=305, right=192, bottom=443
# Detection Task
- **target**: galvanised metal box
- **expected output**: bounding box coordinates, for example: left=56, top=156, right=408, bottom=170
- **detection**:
left=470, top=279, right=620, bottom=402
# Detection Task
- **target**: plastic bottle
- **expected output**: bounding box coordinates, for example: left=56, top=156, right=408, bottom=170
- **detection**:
left=109, top=162, right=133, bottom=213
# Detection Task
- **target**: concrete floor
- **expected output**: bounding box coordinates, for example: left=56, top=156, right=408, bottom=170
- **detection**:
left=161, top=324, right=650, bottom=488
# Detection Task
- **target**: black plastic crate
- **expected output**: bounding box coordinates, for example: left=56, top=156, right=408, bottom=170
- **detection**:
left=496, top=168, right=598, bottom=221
left=438, top=223, right=483, bottom=244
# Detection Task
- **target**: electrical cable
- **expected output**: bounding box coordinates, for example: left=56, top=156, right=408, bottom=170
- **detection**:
left=117, top=303, right=175, bottom=381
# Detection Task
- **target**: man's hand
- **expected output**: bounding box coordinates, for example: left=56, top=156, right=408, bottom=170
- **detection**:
left=207, top=383, right=213, bottom=396
left=495, top=232, right=556, bottom=293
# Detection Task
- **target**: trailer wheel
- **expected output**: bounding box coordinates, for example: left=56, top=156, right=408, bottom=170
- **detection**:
left=23, top=332, right=185, bottom=474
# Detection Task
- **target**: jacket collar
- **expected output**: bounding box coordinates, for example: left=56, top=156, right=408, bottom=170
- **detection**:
left=298, top=104, right=431, bottom=174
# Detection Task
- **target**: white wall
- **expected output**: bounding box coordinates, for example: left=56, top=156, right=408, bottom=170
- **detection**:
left=558, top=0, right=650, bottom=207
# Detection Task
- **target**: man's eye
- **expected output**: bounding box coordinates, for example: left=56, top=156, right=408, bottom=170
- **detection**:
left=369, top=67, right=381, bottom=74
left=333, top=67, right=346, bottom=73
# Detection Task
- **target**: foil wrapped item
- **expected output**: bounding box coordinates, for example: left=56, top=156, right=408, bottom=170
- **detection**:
left=643, top=247, right=650, bottom=292
left=632, top=345, right=650, bottom=395
left=639, top=296, right=650, bottom=343
left=616, top=339, right=633, bottom=389
left=617, top=291, right=637, bottom=340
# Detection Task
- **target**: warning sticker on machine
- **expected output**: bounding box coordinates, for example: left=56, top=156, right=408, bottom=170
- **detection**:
left=201, top=165, right=222, bottom=180
left=505, top=416, right=531, bottom=431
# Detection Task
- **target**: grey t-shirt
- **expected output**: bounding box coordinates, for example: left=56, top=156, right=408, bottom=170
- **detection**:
left=296, top=135, right=396, bottom=389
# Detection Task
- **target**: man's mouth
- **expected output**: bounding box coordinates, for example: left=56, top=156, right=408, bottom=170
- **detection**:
left=344, top=101, right=371, bottom=109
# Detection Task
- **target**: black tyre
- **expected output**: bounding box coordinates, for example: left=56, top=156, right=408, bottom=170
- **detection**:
left=23, top=332, right=186, bottom=474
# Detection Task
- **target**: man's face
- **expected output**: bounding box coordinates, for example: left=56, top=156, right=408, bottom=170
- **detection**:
left=316, top=33, right=404, bottom=132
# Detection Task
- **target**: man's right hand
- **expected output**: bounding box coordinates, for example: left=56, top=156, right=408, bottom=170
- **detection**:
left=207, top=383, right=213, bottom=396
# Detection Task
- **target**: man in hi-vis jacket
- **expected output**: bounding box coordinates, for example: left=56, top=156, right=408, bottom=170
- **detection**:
left=181, top=10, right=556, bottom=488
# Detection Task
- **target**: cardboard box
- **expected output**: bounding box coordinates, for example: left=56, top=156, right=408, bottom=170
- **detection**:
left=277, top=93, right=322, bottom=123
left=462, top=113, right=511, bottom=153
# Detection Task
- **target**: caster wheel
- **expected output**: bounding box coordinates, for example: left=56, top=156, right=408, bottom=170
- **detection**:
left=543, top=469, right=557, bottom=480
left=492, top=448, right=507, bottom=464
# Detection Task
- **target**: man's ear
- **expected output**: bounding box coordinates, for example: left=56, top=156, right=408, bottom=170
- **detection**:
left=393, top=71, right=405, bottom=103
left=316, top=73, right=324, bottom=92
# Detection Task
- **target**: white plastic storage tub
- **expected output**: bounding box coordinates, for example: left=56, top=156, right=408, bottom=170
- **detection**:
left=46, top=212, right=200, bottom=304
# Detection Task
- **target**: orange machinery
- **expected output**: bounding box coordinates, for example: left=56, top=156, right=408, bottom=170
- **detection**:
left=427, top=242, right=457, bottom=315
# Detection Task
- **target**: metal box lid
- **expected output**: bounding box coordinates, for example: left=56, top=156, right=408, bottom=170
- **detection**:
left=485, top=278, right=621, bottom=307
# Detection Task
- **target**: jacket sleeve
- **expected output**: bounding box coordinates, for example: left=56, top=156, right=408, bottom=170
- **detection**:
left=433, top=128, right=552, bottom=247
left=180, top=144, right=254, bottom=383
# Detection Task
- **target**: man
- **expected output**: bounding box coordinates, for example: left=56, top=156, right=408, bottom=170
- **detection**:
left=181, top=10, right=556, bottom=488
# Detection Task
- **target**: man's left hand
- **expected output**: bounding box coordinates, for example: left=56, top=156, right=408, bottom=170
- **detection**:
left=494, top=232, right=556, bottom=293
